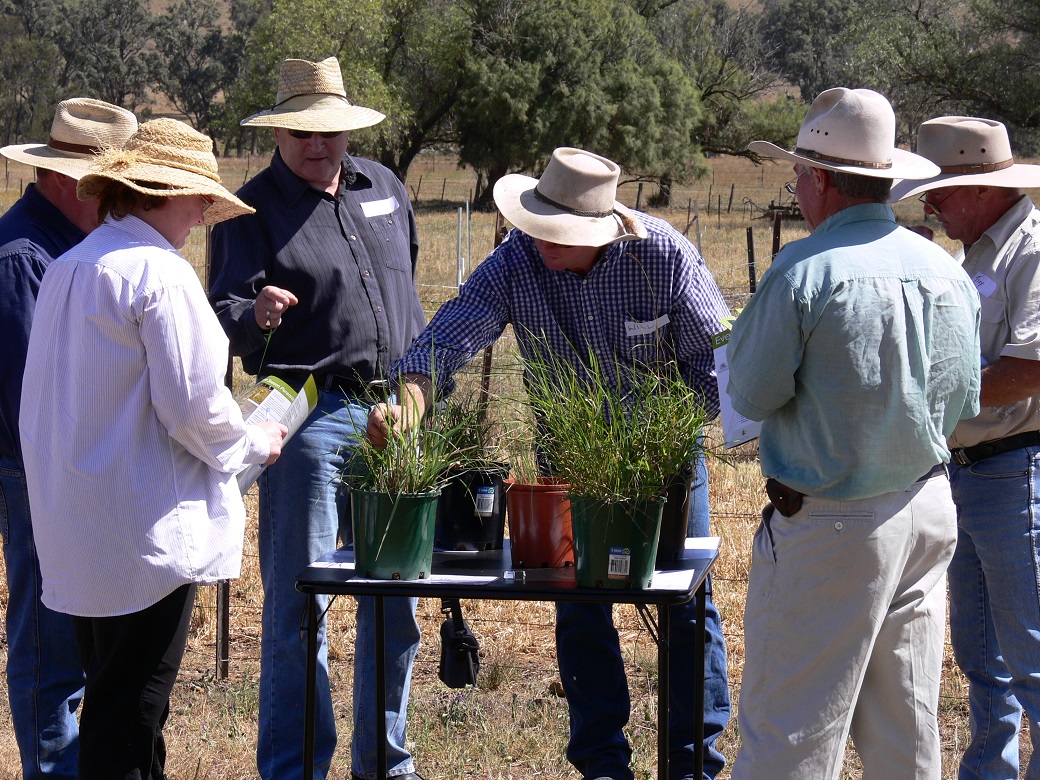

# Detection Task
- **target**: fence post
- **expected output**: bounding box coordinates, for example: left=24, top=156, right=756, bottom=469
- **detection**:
left=772, top=211, right=783, bottom=259
left=456, top=207, right=464, bottom=289
left=728, top=183, right=736, bottom=213
left=746, top=227, right=757, bottom=294
left=635, top=182, right=643, bottom=211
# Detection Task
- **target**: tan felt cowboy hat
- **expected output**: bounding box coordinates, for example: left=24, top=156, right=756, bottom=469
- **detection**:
left=749, top=87, right=940, bottom=181
left=240, top=57, right=385, bottom=132
left=493, top=147, right=647, bottom=247
left=1, top=98, right=138, bottom=180
left=890, top=116, right=1040, bottom=201
left=77, top=118, right=254, bottom=226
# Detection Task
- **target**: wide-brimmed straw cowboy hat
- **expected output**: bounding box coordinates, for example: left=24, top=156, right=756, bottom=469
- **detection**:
left=889, top=116, right=1040, bottom=201
left=240, top=57, right=385, bottom=132
left=748, top=87, right=940, bottom=181
left=493, top=148, right=647, bottom=247
left=1, top=98, right=138, bottom=180
left=77, top=118, right=254, bottom=226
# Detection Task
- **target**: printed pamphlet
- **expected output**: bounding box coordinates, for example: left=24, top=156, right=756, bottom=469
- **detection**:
left=236, top=374, right=319, bottom=492
left=712, top=320, right=761, bottom=449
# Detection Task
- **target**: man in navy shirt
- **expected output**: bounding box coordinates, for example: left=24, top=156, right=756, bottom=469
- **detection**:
left=209, top=57, right=427, bottom=780
left=0, top=97, right=136, bottom=778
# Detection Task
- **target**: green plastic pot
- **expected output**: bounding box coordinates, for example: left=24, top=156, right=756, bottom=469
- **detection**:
left=570, top=495, right=665, bottom=590
left=351, top=488, right=439, bottom=580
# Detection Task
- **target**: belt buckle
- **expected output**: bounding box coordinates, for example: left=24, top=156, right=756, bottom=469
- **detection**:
left=951, top=449, right=971, bottom=466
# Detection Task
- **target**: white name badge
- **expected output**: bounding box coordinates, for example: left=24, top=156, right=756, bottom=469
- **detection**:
left=360, top=195, right=399, bottom=218
left=624, top=314, right=670, bottom=337
left=972, top=272, right=997, bottom=298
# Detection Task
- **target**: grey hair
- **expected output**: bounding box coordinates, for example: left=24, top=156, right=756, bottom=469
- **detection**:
left=828, top=170, right=893, bottom=201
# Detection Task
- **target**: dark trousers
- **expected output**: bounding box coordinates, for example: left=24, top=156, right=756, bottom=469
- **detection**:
left=72, top=583, right=196, bottom=780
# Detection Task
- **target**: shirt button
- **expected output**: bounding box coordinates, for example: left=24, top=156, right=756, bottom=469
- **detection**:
left=376, top=306, right=383, bottom=313
left=587, top=314, right=594, bottom=321
left=834, top=521, right=844, bottom=531
left=387, top=218, right=394, bottom=225
left=364, top=270, right=371, bottom=277
left=350, top=235, right=357, bottom=241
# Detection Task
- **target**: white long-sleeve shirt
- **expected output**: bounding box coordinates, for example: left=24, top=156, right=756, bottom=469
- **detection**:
left=20, top=215, right=270, bottom=617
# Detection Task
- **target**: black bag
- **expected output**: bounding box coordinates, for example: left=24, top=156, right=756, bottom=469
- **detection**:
left=438, top=598, right=480, bottom=688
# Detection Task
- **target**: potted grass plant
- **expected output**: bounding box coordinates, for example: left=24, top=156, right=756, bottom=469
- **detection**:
left=501, top=414, right=574, bottom=569
left=520, top=344, right=710, bottom=589
left=339, top=385, right=474, bottom=580
left=427, top=389, right=510, bottom=552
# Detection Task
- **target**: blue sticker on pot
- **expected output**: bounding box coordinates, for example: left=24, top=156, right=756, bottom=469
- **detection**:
left=608, top=546, right=632, bottom=579
left=475, top=485, right=495, bottom=517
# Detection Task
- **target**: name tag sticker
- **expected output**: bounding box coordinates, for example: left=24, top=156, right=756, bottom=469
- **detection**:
left=624, top=314, right=669, bottom=337
left=360, top=196, right=399, bottom=218
left=972, top=272, right=997, bottom=298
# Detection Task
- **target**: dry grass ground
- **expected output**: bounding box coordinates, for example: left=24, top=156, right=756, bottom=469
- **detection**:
left=0, top=151, right=1034, bottom=778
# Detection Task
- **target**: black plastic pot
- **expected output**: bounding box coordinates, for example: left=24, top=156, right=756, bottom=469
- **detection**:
left=435, top=466, right=508, bottom=551
left=656, top=463, right=694, bottom=567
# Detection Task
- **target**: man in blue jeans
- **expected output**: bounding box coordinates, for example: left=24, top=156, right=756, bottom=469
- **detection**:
left=209, top=57, right=428, bottom=779
left=369, top=147, right=732, bottom=779
left=892, top=116, right=1040, bottom=780
left=0, top=97, right=137, bottom=779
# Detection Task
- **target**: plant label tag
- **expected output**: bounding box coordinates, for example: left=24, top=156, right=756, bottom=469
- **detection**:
left=475, top=485, right=495, bottom=517
left=608, top=546, right=632, bottom=579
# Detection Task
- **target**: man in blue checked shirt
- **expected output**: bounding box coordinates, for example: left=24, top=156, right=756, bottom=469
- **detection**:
left=368, top=147, right=732, bottom=780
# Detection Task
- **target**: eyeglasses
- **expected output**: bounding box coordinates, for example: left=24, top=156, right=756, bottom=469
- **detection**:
left=918, top=188, right=959, bottom=216
left=201, top=194, right=215, bottom=213
left=286, top=129, right=344, bottom=140
left=784, top=168, right=810, bottom=195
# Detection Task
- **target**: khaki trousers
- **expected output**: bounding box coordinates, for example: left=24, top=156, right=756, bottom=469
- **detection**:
left=732, top=471, right=955, bottom=780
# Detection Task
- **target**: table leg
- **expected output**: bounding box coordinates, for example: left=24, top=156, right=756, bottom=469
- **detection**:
left=694, top=580, right=706, bottom=780
left=376, top=595, right=387, bottom=778
left=304, top=594, right=317, bottom=777
left=658, top=603, right=670, bottom=779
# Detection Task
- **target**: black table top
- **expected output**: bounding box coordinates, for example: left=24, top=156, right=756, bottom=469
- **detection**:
left=296, top=537, right=720, bottom=605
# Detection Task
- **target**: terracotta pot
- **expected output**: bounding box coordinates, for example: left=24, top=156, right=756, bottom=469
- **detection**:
left=504, top=477, right=574, bottom=568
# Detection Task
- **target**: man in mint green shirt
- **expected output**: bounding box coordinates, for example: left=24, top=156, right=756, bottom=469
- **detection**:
left=726, top=88, right=980, bottom=780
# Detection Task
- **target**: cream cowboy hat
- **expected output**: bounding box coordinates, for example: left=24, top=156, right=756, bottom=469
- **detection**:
left=748, top=87, right=940, bottom=180
left=493, top=147, right=647, bottom=247
left=890, top=117, right=1040, bottom=201
left=240, top=57, right=385, bottom=132
left=1, top=98, right=138, bottom=180
left=77, top=118, right=255, bottom=226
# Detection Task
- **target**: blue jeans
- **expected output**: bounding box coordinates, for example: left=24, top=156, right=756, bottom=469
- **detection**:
left=949, top=447, right=1040, bottom=780
left=255, top=391, right=421, bottom=780
left=0, top=457, right=83, bottom=779
left=555, top=454, right=731, bottom=780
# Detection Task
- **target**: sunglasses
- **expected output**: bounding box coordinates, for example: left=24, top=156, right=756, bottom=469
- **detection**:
left=286, top=129, right=344, bottom=140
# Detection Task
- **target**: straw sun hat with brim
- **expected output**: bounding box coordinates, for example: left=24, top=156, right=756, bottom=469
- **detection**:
left=77, top=118, right=254, bottom=226
left=493, top=148, right=647, bottom=248
left=748, top=87, right=940, bottom=181
left=0, top=98, right=138, bottom=180
left=240, top=57, right=385, bottom=133
left=889, top=117, right=1040, bottom=201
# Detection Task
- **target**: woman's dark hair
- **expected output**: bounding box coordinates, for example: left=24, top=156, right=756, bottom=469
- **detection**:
left=95, top=180, right=169, bottom=222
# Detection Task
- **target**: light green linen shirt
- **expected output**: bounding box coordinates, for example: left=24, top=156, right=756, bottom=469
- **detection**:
left=728, top=203, right=981, bottom=500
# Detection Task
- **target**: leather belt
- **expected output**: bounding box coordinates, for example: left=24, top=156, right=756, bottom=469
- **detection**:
left=950, top=430, right=1040, bottom=466
left=276, top=370, right=384, bottom=399
left=765, top=463, right=947, bottom=518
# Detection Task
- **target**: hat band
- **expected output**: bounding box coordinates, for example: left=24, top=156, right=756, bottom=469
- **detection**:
left=272, top=92, right=347, bottom=110
left=533, top=185, right=614, bottom=218
left=939, top=158, right=1014, bottom=175
left=795, top=147, right=893, bottom=170
left=48, top=137, right=100, bottom=156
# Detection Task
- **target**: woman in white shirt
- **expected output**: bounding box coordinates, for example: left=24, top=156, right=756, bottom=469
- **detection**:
left=19, top=118, right=286, bottom=780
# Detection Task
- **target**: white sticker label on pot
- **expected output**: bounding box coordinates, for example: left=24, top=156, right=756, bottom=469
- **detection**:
left=608, top=546, right=632, bottom=579
left=475, top=485, right=495, bottom=517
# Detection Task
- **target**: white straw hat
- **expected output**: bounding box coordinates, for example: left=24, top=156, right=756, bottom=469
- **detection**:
left=890, top=116, right=1040, bottom=201
left=240, top=57, right=385, bottom=132
left=493, top=148, right=647, bottom=247
left=1, top=98, right=138, bottom=180
left=77, top=118, right=254, bottom=225
left=748, top=88, right=940, bottom=180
